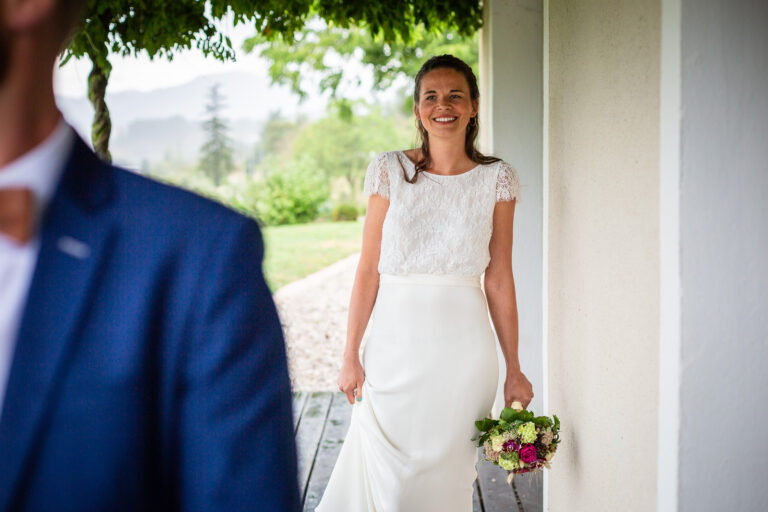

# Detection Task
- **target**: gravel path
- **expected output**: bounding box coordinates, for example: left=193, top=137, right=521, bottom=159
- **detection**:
left=273, top=253, right=369, bottom=391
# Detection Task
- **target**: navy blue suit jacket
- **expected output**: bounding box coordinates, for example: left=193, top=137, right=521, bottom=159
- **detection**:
left=0, top=135, right=300, bottom=511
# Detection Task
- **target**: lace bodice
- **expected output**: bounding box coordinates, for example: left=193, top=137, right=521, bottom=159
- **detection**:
left=363, top=151, right=521, bottom=277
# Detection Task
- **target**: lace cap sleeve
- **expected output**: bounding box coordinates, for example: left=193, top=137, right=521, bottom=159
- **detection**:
left=496, top=162, right=521, bottom=203
left=363, top=153, right=390, bottom=199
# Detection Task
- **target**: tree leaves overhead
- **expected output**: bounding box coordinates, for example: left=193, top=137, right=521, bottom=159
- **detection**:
left=65, top=0, right=316, bottom=66
left=243, top=20, right=478, bottom=100
left=312, top=0, right=482, bottom=42
left=239, top=0, right=483, bottom=101
left=65, top=0, right=482, bottom=67
left=61, top=0, right=483, bottom=158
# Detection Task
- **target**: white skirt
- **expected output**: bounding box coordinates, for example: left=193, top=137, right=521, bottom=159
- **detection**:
left=316, top=273, right=499, bottom=512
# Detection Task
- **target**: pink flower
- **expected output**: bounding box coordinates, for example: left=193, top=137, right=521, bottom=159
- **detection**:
left=502, top=439, right=520, bottom=452
left=520, top=444, right=538, bottom=464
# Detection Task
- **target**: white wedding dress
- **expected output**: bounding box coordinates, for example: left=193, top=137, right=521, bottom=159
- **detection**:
left=315, top=151, right=521, bottom=512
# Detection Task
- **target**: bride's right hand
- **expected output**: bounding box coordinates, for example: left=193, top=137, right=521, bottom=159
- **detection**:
left=338, top=355, right=366, bottom=404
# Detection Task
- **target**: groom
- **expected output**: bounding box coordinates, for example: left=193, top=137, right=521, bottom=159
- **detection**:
left=0, top=0, right=299, bottom=510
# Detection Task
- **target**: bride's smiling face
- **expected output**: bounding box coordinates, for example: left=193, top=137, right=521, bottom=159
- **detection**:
left=414, top=67, right=478, bottom=142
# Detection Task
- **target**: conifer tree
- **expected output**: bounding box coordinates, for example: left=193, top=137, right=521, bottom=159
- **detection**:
left=199, top=84, right=234, bottom=185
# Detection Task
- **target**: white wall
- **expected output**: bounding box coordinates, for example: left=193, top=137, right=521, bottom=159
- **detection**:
left=546, top=0, right=661, bottom=509
left=675, top=0, right=768, bottom=509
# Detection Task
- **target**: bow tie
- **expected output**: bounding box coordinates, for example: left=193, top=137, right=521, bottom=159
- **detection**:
left=0, top=188, right=35, bottom=244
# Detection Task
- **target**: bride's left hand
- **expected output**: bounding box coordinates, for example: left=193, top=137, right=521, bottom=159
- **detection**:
left=504, top=370, right=534, bottom=409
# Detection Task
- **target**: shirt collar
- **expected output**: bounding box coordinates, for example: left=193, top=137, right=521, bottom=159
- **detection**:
left=0, top=119, right=75, bottom=220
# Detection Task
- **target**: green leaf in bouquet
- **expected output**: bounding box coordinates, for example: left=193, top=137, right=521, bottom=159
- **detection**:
left=499, top=407, right=517, bottom=422
left=475, top=418, right=497, bottom=432
left=500, top=407, right=535, bottom=423
left=553, top=414, right=561, bottom=431
left=533, top=416, right=553, bottom=428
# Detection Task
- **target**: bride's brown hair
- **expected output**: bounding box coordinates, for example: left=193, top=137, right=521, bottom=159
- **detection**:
left=406, top=54, right=500, bottom=183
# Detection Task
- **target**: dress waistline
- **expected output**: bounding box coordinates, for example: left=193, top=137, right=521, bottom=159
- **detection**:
left=379, top=273, right=481, bottom=288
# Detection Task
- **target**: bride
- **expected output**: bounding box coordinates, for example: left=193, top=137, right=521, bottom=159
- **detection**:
left=315, top=54, right=534, bottom=512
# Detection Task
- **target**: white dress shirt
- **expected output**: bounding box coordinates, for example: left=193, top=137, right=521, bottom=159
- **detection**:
left=0, top=120, right=74, bottom=416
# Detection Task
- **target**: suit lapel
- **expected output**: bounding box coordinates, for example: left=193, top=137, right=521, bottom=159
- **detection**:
left=0, top=137, right=116, bottom=508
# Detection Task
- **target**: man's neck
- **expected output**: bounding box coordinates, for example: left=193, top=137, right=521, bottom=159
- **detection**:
left=0, top=54, right=61, bottom=169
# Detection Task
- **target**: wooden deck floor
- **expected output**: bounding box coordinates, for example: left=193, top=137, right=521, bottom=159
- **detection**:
left=293, top=391, right=543, bottom=512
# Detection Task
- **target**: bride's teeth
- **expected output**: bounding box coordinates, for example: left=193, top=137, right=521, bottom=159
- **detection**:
left=435, top=117, right=457, bottom=122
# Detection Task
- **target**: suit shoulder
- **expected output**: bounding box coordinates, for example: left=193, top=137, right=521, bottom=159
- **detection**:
left=110, top=166, right=254, bottom=229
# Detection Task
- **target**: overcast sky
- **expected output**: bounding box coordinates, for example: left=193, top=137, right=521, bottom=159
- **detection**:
left=54, top=20, right=263, bottom=97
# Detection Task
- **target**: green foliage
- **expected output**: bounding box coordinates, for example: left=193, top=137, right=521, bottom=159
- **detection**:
left=243, top=18, right=479, bottom=101
left=62, top=0, right=483, bottom=157
left=500, top=407, right=535, bottom=423
left=199, top=84, right=235, bottom=185
left=475, top=418, right=497, bottom=433
left=289, top=102, right=412, bottom=201
left=247, top=156, right=330, bottom=225
left=331, top=203, right=359, bottom=221
left=64, top=0, right=316, bottom=67
left=310, top=0, right=482, bottom=41
left=149, top=103, right=409, bottom=227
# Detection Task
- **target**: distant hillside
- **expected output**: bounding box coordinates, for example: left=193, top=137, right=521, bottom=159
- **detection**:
left=107, top=116, right=263, bottom=169
left=56, top=71, right=326, bottom=167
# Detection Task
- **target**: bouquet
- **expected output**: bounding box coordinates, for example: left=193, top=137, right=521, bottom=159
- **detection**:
left=474, top=401, right=560, bottom=480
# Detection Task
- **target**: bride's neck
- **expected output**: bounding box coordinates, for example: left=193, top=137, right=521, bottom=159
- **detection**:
left=425, top=136, right=473, bottom=173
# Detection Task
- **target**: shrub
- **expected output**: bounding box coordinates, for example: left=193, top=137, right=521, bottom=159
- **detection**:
left=252, top=156, right=329, bottom=225
left=331, top=203, right=359, bottom=221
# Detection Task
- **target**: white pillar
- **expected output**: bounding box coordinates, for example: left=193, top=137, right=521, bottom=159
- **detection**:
left=658, top=0, right=682, bottom=509
left=480, top=0, right=545, bottom=506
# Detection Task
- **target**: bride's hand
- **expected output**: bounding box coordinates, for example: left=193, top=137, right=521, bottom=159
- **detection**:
left=504, top=369, right=534, bottom=409
left=338, top=355, right=366, bottom=404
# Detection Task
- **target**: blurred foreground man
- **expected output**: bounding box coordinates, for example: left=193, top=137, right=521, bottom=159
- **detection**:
left=0, top=0, right=299, bottom=510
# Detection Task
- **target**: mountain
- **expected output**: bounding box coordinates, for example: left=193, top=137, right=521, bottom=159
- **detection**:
left=55, top=71, right=326, bottom=167
left=105, top=116, right=265, bottom=169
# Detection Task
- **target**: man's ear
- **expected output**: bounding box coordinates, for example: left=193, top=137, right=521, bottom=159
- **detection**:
left=3, top=0, right=58, bottom=32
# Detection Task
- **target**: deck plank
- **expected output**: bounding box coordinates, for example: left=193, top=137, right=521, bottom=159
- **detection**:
left=472, top=478, right=484, bottom=512
left=303, top=392, right=354, bottom=511
left=295, top=392, right=333, bottom=503
left=509, top=472, right=543, bottom=512
left=292, top=391, right=308, bottom=433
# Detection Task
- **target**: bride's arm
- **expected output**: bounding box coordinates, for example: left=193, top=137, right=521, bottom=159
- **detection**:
left=484, top=199, right=534, bottom=409
left=338, top=194, right=389, bottom=404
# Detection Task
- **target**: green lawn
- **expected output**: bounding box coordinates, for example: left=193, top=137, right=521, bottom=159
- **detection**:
left=262, top=221, right=364, bottom=291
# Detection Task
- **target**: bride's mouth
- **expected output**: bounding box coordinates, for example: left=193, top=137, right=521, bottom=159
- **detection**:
left=432, top=116, right=458, bottom=125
